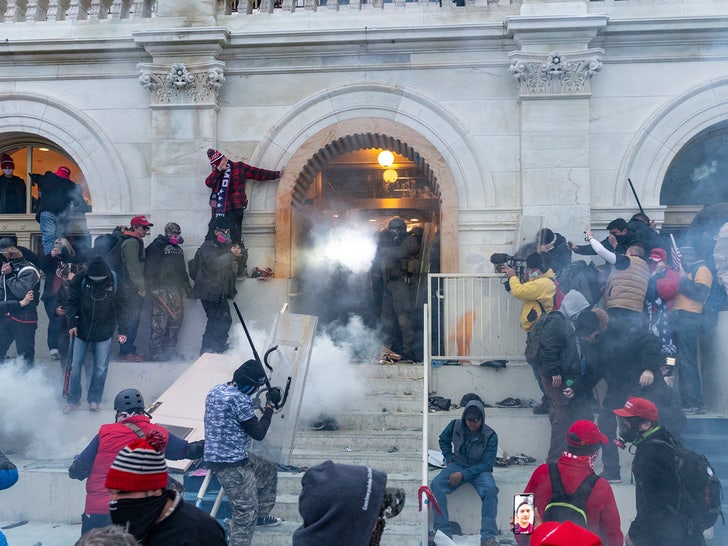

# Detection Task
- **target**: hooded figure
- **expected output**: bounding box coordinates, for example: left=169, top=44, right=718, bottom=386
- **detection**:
left=430, top=400, right=500, bottom=546
left=292, top=460, right=387, bottom=546
left=536, top=290, right=592, bottom=463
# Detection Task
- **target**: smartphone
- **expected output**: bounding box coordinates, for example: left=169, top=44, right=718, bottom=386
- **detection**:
left=513, top=493, right=535, bottom=535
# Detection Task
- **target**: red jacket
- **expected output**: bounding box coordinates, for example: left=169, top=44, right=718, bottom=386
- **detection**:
left=84, top=415, right=169, bottom=514
left=519, top=455, right=623, bottom=546
left=205, top=160, right=280, bottom=212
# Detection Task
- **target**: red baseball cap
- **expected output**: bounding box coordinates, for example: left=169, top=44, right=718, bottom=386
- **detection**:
left=648, top=248, right=667, bottom=262
left=613, top=396, right=658, bottom=422
left=566, top=420, right=608, bottom=447
left=130, top=215, right=153, bottom=228
left=55, top=166, right=71, bottom=179
left=531, top=520, right=602, bottom=545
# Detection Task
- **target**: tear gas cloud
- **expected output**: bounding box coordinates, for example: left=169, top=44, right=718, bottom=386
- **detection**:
left=0, top=360, right=95, bottom=458
left=301, top=223, right=378, bottom=274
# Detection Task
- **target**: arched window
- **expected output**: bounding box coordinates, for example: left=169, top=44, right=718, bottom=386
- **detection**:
left=0, top=141, right=89, bottom=255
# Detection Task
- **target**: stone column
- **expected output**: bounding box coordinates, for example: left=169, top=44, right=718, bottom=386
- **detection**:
left=506, top=2, right=607, bottom=237
left=134, top=28, right=230, bottom=239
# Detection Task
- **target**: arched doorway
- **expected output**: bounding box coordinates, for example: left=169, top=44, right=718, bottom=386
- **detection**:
left=287, top=133, right=441, bottom=335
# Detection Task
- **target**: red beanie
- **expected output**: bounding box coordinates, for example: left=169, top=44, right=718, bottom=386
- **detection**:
left=207, top=148, right=224, bottom=167
left=1, top=154, right=14, bottom=169
left=105, top=436, right=168, bottom=492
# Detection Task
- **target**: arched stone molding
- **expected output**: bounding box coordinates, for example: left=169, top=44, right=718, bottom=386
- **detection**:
left=618, top=77, right=728, bottom=214
left=249, top=83, right=494, bottom=277
left=0, top=92, right=131, bottom=219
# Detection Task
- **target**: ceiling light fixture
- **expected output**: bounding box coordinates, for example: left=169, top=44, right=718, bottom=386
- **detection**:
left=377, top=150, right=394, bottom=168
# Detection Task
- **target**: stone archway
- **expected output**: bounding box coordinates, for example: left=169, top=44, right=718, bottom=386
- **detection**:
left=618, top=76, right=728, bottom=212
left=0, top=92, right=131, bottom=213
left=249, top=83, right=494, bottom=278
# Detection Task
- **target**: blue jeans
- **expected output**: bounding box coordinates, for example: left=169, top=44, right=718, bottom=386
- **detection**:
left=671, top=310, right=704, bottom=408
left=431, top=463, right=499, bottom=541
left=67, top=337, right=111, bottom=405
left=39, top=211, right=63, bottom=255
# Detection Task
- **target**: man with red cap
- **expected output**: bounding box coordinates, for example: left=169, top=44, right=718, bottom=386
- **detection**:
left=31, top=165, right=90, bottom=255
left=518, top=420, right=622, bottom=546
left=204, top=148, right=283, bottom=277
left=117, top=215, right=153, bottom=362
left=0, top=154, right=26, bottom=214
left=105, top=437, right=226, bottom=545
left=613, top=397, right=704, bottom=546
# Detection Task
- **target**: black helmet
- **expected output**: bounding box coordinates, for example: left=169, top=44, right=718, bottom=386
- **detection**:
left=233, top=359, right=266, bottom=390
left=114, top=388, right=145, bottom=413
left=388, top=217, right=407, bottom=231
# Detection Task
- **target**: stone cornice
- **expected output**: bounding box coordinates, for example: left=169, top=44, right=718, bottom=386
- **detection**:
left=508, top=48, right=603, bottom=99
left=137, top=61, right=225, bottom=108
left=132, top=27, right=230, bottom=62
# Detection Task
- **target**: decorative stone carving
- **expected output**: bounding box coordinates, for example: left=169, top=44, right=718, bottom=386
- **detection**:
left=138, top=61, right=226, bottom=107
left=508, top=49, right=603, bottom=98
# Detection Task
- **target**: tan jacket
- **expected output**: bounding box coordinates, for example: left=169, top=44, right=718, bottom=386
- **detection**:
left=605, top=255, right=649, bottom=312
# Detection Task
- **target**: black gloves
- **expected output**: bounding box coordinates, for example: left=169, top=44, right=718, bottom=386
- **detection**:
left=266, top=387, right=282, bottom=407
left=185, top=440, right=205, bottom=460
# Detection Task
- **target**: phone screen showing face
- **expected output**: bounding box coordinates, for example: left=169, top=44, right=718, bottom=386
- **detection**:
left=513, top=493, right=535, bottom=535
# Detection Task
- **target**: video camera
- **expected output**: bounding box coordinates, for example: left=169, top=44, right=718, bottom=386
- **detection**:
left=489, top=253, right=527, bottom=288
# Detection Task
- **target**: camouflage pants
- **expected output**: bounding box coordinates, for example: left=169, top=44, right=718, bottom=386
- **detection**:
left=214, top=454, right=278, bottom=546
left=149, top=289, right=184, bottom=359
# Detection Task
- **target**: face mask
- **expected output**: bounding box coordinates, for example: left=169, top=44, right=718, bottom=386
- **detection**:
left=168, top=236, right=179, bottom=245
left=2, top=169, right=12, bottom=176
left=528, top=270, right=540, bottom=280
left=216, top=233, right=229, bottom=244
left=240, top=384, right=260, bottom=396
left=109, top=493, right=169, bottom=541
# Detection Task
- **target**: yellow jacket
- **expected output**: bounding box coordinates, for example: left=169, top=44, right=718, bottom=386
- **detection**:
left=508, top=269, right=557, bottom=332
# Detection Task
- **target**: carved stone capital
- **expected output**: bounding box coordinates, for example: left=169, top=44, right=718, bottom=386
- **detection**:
left=508, top=49, right=603, bottom=99
left=137, top=61, right=226, bottom=107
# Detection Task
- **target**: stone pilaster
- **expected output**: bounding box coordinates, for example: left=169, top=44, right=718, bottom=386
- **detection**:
left=505, top=8, right=608, bottom=236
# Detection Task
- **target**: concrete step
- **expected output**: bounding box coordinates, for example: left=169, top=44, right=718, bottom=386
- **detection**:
left=339, top=410, right=424, bottom=431
left=250, top=520, right=422, bottom=546
left=296, top=429, right=422, bottom=452
left=290, top=448, right=421, bottom=474
left=358, top=362, right=427, bottom=380
left=364, top=392, right=424, bottom=412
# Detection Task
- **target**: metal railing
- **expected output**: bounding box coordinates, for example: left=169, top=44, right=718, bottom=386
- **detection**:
left=427, top=273, right=526, bottom=363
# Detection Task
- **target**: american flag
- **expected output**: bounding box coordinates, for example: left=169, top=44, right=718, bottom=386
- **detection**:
left=669, top=234, right=682, bottom=271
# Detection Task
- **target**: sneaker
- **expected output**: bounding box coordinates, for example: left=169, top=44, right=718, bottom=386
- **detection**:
left=599, top=471, right=621, bottom=483
left=63, top=402, right=81, bottom=414
left=88, top=402, right=100, bottom=412
left=495, top=397, right=521, bottom=408
left=532, top=403, right=549, bottom=415
left=49, top=348, right=60, bottom=360
left=256, top=515, right=282, bottom=527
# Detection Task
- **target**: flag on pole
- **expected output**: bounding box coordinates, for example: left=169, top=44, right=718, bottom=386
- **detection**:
left=669, top=234, right=682, bottom=271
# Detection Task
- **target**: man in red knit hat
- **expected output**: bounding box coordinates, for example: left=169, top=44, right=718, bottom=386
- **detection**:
left=105, top=436, right=225, bottom=545
left=205, top=148, right=283, bottom=277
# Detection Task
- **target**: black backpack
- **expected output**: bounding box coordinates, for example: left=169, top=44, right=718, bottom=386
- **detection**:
left=652, top=438, right=724, bottom=534
left=90, top=227, right=124, bottom=277
left=543, top=463, right=599, bottom=527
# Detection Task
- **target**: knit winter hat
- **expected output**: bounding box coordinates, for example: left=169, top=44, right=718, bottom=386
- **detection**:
left=531, top=520, right=602, bottom=545
left=292, top=460, right=387, bottom=546
left=207, top=148, right=224, bottom=167
left=105, top=436, right=168, bottom=492
left=1, top=154, right=14, bottom=169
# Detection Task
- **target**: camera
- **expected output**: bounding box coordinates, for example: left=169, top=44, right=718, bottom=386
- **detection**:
left=489, top=253, right=526, bottom=286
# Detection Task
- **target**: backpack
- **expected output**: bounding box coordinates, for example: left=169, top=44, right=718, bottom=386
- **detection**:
left=90, top=227, right=124, bottom=276
left=543, top=463, right=599, bottom=527
left=524, top=311, right=553, bottom=365
left=651, top=438, right=724, bottom=534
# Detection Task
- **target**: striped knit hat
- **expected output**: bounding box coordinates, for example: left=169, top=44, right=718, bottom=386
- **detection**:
left=105, top=436, right=168, bottom=491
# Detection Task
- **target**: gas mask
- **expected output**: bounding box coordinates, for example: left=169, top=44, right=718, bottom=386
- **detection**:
left=617, top=416, right=646, bottom=445
left=168, top=236, right=180, bottom=245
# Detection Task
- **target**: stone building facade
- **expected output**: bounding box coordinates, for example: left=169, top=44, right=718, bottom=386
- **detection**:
left=1, top=0, right=727, bottom=381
